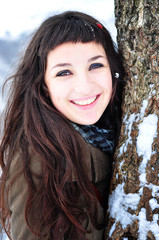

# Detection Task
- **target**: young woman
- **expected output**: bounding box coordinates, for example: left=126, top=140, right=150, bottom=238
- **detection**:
left=0, top=11, right=125, bottom=240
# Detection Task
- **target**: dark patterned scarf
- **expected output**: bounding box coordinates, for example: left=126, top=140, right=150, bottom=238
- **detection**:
left=71, top=122, right=114, bottom=153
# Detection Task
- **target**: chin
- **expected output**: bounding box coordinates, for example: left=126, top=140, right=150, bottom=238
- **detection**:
left=76, top=118, right=100, bottom=126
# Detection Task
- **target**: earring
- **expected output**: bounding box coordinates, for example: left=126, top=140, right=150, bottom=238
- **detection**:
left=115, top=72, right=119, bottom=78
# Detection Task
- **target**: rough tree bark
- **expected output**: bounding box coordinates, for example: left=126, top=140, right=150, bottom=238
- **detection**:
left=105, top=0, right=159, bottom=239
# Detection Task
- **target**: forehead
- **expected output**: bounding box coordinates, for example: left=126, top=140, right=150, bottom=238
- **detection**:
left=46, top=42, right=106, bottom=64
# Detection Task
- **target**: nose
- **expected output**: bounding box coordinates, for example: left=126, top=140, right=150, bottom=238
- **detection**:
left=74, top=72, right=94, bottom=95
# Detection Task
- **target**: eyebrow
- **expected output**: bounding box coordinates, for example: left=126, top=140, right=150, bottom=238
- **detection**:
left=52, top=55, right=105, bottom=69
left=52, top=63, right=72, bottom=69
left=88, top=55, right=105, bottom=62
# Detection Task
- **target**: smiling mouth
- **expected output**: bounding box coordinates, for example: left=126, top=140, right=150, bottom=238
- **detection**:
left=71, top=94, right=100, bottom=106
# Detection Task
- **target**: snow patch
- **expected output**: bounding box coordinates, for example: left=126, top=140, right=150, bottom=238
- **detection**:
left=109, top=222, right=116, bottom=237
left=138, top=209, right=159, bottom=239
left=140, top=99, right=148, bottom=119
left=108, top=183, right=140, bottom=236
left=108, top=98, right=159, bottom=239
left=108, top=184, right=159, bottom=239
left=118, top=113, right=137, bottom=157
left=137, top=114, right=158, bottom=160
left=136, top=114, right=158, bottom=238
left=149, top=199, right=159, bottom=211
left=137, top=114, right=158, bottom=186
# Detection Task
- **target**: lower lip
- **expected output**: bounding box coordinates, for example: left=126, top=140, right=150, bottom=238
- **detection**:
left=70, top=94, right=101, bottom=110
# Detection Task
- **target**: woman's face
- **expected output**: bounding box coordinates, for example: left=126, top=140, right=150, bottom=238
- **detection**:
left=45, top=42, right=112, bottom=125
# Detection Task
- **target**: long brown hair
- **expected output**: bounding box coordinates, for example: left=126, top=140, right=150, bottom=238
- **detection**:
left=0, top=11, right=125, bottom=239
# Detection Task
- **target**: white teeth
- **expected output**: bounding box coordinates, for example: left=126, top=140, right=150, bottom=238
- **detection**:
left=73, top=96, right=97, bottom=106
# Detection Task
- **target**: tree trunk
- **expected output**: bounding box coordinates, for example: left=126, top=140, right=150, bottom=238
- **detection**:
left=105, top=0, right=159, bottom=239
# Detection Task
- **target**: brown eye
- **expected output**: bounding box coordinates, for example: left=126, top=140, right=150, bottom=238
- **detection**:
left=89, top=63, right=103, bottom=70
left=56, top=70, right=72, bottom=77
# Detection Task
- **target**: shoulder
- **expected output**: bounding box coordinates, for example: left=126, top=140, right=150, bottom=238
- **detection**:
left=5, top=150, right=46, bottom=239
left=6, top=148, right=43, bottom=217
left=8, top=148, right=42, bottom=178
left=87, top=143, right=112, bottom=183
left=6, top=148, right=43, bottom=201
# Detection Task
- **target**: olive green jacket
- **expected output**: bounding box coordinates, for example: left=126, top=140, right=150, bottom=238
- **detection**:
left=6, top=141, right=111, bottom=240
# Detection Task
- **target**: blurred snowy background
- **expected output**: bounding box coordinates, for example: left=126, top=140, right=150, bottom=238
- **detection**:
left=0, top=0, right=115, bottom=239
left=0, top=0, right=116, bottom=116
left=1, top=2, right=159, bottom=240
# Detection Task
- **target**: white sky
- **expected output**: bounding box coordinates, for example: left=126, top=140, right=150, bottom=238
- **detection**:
left=0, top=0, right=116, bottom=41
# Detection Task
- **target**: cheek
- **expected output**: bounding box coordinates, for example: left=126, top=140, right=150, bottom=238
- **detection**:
left=99, top=73, right=112, bottom=91
left=47, top=83, right=68, bottom=105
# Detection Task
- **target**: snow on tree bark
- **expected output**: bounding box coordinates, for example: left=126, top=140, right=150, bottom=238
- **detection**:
left=105, top=0, right=159, bottom=239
